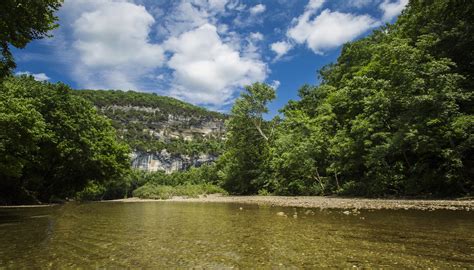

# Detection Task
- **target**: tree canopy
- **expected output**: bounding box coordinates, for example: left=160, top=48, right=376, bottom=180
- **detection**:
left=0, top=76, right=130, bottom=204
left=218, top=82, right=276, bottom=194
left=0, top=0, right=63, bottom=79
left=217, top=0, right=473, bottom=197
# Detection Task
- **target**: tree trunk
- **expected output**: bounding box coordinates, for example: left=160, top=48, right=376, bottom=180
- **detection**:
left=253, top=119, right=269, bottom=141
left=314, top=168, right=325, bottom=194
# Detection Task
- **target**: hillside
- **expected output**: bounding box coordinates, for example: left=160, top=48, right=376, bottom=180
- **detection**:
left=74, top=90, right=226, bottom=173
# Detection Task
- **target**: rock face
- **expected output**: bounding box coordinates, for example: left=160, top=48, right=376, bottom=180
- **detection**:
left=131, top=150, right=217, bottom=174
left=74, top=89, right=226, bottom=173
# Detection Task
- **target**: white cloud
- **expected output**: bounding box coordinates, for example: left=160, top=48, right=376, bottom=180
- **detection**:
left=269, top=80, right=281, bottom=90
left=164, top=24, right=267, bottom=105
left=159, top=1, right=212, bottom=37
left=73, top=2, right=163, bottom=68
left=15, top=71, right=50, bottom=81
left=348, top=0, right=375, bottom=8
left=206, top=0, right=230, bottom=13
left=379, top=0, right=408, bottom=21
left=249, top=32, right=264, bottom=41
left=270, top=41, right=293, bottom=59
left=60, top=0, right=164, bottom=89
left=307, top=0, right=325, bottom=10
left=158, top=0, right=244, bottom=38
left=287, top=0, right=379, bottom=54
left=249, top=4, right=266, bottom=15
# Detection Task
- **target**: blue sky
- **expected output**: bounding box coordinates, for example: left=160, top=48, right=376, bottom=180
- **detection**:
left=12, top=0, right=408, bottom=117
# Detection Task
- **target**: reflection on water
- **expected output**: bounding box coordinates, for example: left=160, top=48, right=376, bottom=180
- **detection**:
left=0, top=202, right=473, bottom=268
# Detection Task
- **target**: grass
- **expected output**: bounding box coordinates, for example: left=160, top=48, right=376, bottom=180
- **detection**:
left=132, top=183, right=227, bottom=199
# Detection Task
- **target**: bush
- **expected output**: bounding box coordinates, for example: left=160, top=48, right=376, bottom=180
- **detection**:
left=132, top=183, right=226, bottom=199
left=336, top=181, right=367, bottom=196
left=257, top=189, right=272, bottom=196
left=75, top=181, right=106, bottom=201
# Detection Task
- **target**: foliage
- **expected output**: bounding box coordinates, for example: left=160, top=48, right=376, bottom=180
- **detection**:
left=128, top=163, right=220, bottom=187
left=116, top=162, right=224, bottom=200
left=0, top=76, right=130, bottom=204
left=74, top=89, right=224, bottom=118
left=133, top=183, right=226, bottom=200
left=74, top=89, right=226, bottom=156
left=0, top=0, right=62, bottom=78
left=218, top=82, right=277, bottom=194
left=218, top=0, right=473, bottom=197
left=75, top=181, right=106, bottom=201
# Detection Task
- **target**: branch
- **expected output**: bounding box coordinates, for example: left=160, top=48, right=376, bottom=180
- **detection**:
left=252, top=118, right=268, bottom=141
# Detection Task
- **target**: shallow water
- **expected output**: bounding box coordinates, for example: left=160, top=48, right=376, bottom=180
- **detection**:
left=0, top=202, right=472, bottom=269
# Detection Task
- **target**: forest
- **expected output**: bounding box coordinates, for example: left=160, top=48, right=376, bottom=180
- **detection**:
left=0, top=0, right=472, bottom=204
left=218, top=0, right=473, bottom=197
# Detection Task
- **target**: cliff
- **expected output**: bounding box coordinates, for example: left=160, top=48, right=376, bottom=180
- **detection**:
left=74, top=90, right=226, bottom=173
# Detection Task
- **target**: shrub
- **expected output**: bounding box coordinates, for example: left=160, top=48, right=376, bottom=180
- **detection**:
left=132, top=183, right=226, bottom=199
left=76, top=181, right=106, bottom=201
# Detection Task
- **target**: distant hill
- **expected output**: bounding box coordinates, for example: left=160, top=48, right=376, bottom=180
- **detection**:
left=73, top=90, right=226, bottom=172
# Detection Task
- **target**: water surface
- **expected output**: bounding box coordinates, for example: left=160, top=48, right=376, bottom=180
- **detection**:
left=0, top=202, right=472, bottom=268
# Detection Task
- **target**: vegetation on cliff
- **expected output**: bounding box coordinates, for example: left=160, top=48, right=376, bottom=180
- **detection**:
left=74, top=90, right=226, bottom=156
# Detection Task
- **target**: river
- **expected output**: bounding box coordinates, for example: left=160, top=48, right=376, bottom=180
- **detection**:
left=0, top=202, right=472, bottom=268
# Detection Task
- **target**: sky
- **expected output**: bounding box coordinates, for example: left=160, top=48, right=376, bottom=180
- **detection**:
left=12, top=0, right=408, bottom=117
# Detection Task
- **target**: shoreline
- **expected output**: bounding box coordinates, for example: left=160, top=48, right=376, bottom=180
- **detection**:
left=109, top=195, right=474, bottom=211
left=0, top=204, right=57, bottom=208
left=1, top=195, right=472, bottom=211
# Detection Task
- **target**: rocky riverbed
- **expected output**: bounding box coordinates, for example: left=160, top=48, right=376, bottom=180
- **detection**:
left=112, top=195, right=473, bottom=211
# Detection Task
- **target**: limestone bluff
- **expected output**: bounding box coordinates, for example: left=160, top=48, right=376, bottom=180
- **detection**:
left=74, top=89, right=226, bottom=173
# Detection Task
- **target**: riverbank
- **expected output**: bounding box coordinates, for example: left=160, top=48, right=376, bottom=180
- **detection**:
left=111, top=194, right=473, bottom=211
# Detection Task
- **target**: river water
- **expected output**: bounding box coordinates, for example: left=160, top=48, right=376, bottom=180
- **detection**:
left=0, top=202, right=472, bottom=268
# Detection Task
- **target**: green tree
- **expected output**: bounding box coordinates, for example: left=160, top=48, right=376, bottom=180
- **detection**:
left=0, top=76, right=130, bottom=204
left=269, top=0, right=473, bottom=197
left=0, top=0, right=63, bottom=78
left=271, top=85, right=339, bottom=195
left=219, top=82, right=276, bottom=194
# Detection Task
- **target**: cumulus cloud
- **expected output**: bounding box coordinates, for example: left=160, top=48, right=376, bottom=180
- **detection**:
left=73, top=3, right=163, bottom=68
left=16, top=71, right=50, bottom=81
left=60, top=0, right=164, bottom=89
left=164, top=24, right=267, bottom=105
left=249, top=4, right=266, bottom=15
left=270, top=41, right=293, bottom=59
left=287, top=0, right=379, bottom=54
left=379, top=0, right=409, bottom=21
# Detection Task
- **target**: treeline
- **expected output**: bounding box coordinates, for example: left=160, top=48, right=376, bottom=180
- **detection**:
left=216, top=0, right=473, bottom=197
left=74, top=89, right=223, bottom=119
left=75, top=90, right=226, bottom=156
left=0, top=77, right=131, bottom=204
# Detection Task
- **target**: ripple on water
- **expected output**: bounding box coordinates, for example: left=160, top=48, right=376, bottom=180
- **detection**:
left=0, top=202, right=473, bottom=268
